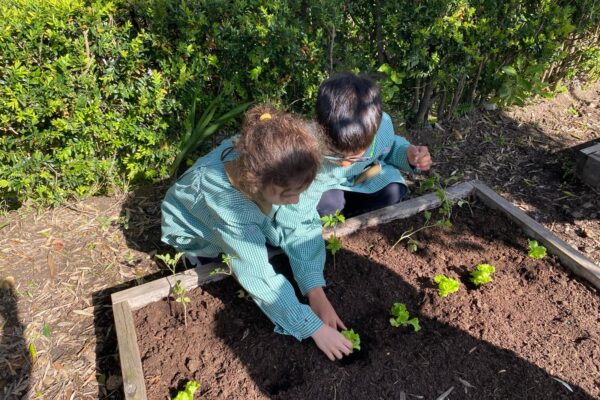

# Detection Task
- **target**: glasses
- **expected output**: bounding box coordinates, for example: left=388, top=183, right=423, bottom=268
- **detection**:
left=324, top=135, right=377, bottom=163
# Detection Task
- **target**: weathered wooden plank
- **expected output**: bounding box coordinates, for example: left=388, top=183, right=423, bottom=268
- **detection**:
left=580, top=143, right=600, bottom=155
left=580, top=152, right=600, bottom=189
left=471, top=180, right=600, bottom=289
left=113, top=301, right=147, bottom=400
left=331, top=181, right=475, bottom=238
left=114, top=182, right=475, bottom=309
left=112, top=248, right=283, bottom=310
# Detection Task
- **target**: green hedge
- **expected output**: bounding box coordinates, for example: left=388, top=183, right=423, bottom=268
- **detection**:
left=0, top=0, right=176, bottom=206
left=1, top=0, right=598, bottom=208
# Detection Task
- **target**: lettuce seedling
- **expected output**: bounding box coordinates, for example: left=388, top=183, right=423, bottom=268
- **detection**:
left=389, top=303, right=421, bottom=332
left=172, top=379, right=200, bottom=400
left=434, top=274, right=460, bottom=297
left=340, top=329, right=361, bottom=351
left=527, top=239, right=547, bottom=259
left=470, top=263, right=495, bottom=286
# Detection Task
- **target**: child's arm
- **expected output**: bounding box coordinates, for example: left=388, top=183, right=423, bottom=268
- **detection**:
left=218, top=227, right=352, bottom=359
left=217, top=226, right=322, bottom=339
left=276, top=196, right=346, bottom=328
left=307, top=287, right=346, bottom=330
left=379, top=113, right=432, bottom=173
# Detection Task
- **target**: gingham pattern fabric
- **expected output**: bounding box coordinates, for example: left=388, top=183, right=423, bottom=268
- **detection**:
left=161, top=139, right=325, bottom=340
left=161, top=112, right=413, bottom=341
left=282, top=112, right=415, bottom=218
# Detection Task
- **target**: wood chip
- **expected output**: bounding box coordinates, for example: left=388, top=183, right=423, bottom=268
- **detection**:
left=457, top=377, right=475, bottom=388
left=47, top=251, right=58, bottom=280
left=552, top=377, right=574, bottom=392
left=436, top=386, right=455, bottom=400
left=72, top=307, right=94, bottom=317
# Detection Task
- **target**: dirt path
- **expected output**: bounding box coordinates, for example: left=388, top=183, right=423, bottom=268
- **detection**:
left=0, top=82, right=598, bottom=399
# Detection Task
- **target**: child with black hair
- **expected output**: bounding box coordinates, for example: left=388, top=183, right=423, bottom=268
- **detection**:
left=314, top=72, right=432, bottom=217
left=161, top=104, right=354, bottom=362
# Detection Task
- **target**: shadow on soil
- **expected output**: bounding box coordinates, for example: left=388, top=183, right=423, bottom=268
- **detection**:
left=119, top=183, right=171, bottom=255
left=409, top=110, right=600, bottom=229
left=91, top=269, right=171, bottom=399
left=199, top=251, right=595, bottom=399
left=0, top=284, right=30, bottom=399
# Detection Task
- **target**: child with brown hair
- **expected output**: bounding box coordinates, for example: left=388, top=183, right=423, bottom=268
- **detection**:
left=161, top=104, right=353, bottom=361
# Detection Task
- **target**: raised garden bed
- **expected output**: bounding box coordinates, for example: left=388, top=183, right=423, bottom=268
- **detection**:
left=576, top=142, right=600, bottom=190
left=112, top=181, right=600, bottom=399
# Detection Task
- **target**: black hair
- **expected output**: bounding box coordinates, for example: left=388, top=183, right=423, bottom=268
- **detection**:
left=316, top=72, right=382, bottom=154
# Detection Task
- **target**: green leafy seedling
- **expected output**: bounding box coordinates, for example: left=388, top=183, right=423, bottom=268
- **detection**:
left=341, top=329, right=361, bottom=351
left=527, top=239, right=547, bottom=259
left=434, top=274, right=460, bottom=297
left=470, top=263, right=495, bottom=286
left=320, top=209, right=346, bottom=228
left=210, top=254, right=237, bottom=277
left=389, top=303, right=421, bottom=332
left=392, top=174, right=470, bottom=252
left=321, top=209, right=346, bottom=269
left=171, top=379, right=200, bottom=400
left=156, top=252, right=190, bottom=326
left=407, top=238, right=419, bottom=253
left=326, top=235, right=342, bottom=255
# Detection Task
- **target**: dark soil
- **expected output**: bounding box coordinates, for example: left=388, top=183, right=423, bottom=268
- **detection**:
left=134, top=202, right=600, bottom=400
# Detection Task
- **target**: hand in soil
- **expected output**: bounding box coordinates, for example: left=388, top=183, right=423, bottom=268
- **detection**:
left=311, top=324, right=353, bottom=361
left=307, top=287, right=346, bottom=330
left=406, top=145, right=432, bottom=171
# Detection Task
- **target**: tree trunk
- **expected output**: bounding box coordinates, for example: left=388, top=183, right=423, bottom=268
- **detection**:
left=415, top=78, right=434, bottom=126
left=449, top=73, right=466, bottom=117
left=437, top=87, right=447, bottom=121
left=469, top=59, right=485, bottom=104
left=411, top=78, right=421, bottom=115
left=375, top=0, right=384, bottom=65
left=329, top=23, right=336, bottom=73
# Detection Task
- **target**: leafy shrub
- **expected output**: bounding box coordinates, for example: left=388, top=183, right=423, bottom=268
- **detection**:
left=0, top=0, right=177, bottom=207
left=1, top=0, right=598, bottom=208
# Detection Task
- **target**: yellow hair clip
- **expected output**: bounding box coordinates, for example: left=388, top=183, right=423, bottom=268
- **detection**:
left=259, top=112, right=272, bottom=122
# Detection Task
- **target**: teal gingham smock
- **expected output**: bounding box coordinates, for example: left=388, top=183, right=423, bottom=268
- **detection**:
left=161, top=139, right=326, bottom=340
left=283, top=112, right=416, bottom=217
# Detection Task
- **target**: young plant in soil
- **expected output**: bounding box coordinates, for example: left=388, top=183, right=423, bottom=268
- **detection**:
left=470, top=263, right=495, bottom=286
left=171, top=379, right=200, bottom=400
left=527, top=239, right=547, bottom=259
left=209, top=254, right=237, bottom=277
left=389, top=303, right=421, bottom=331
left=321, top=209, right=346, bottom=269
left=391, top=174, right=469, bottom=251
left=340, top=329, right=361, bottom=351
left=156, top=252, right=191, bottom=326
left=434, top=274, right=460, bottom=297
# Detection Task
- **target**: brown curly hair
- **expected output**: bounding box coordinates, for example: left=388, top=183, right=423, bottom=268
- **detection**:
left=233, top=104, right=321, bottom=197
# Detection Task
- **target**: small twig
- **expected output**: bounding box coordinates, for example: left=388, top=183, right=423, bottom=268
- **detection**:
left=82, top=29, right=93, bottom=74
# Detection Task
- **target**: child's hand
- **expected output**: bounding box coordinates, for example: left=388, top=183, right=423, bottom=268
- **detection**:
left=407, top=145, right=432, bottom=171
left=307, top=287, right=346, bottom=330
left=311, top=324, right=353, bottom=361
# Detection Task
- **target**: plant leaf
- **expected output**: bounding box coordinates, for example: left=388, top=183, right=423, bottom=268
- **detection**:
left=340, top=329, right=361, bottom=351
